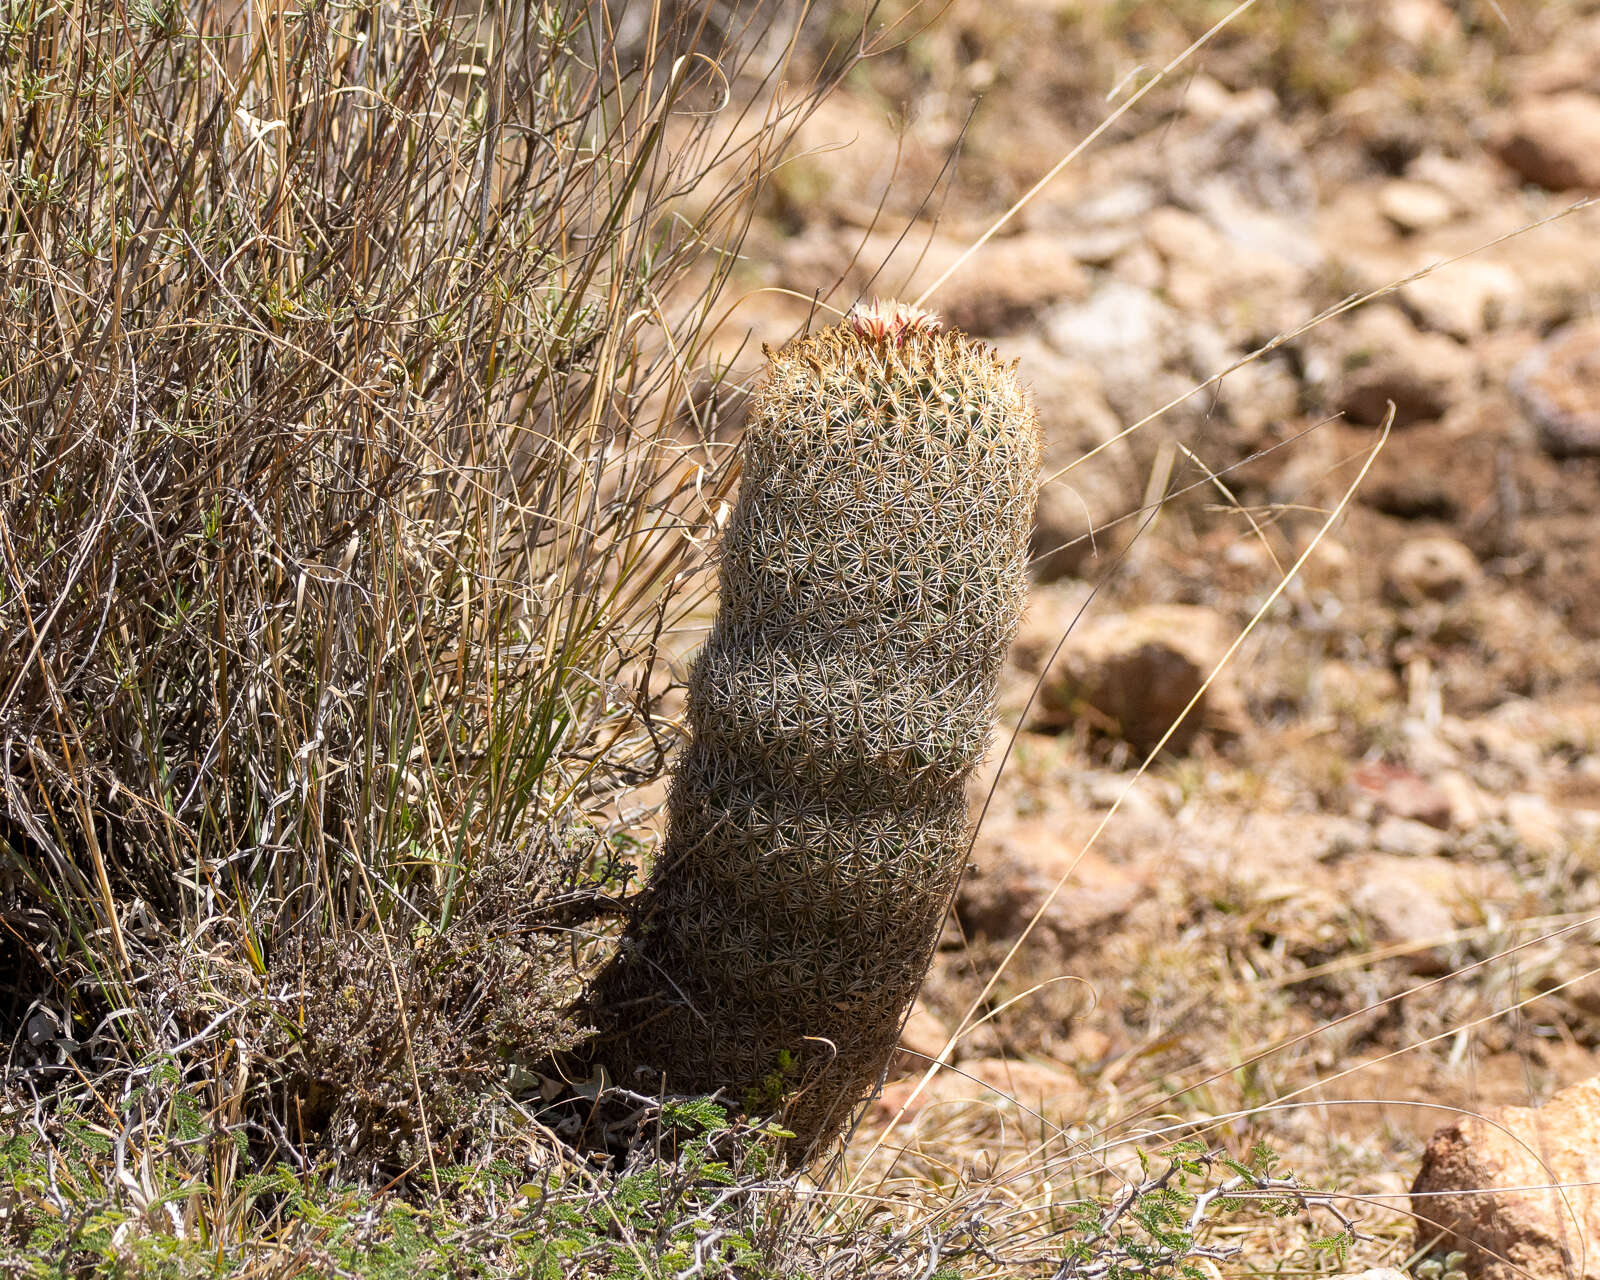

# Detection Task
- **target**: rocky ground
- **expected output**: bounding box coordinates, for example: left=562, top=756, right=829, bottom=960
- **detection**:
left=675, top=0, right=1600, bottom=1271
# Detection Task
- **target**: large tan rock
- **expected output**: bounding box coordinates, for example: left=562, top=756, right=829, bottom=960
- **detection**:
left=1031, top=604, right=1248, bottom=753
left=833, top=228, right=1091, bottom=336
left=958, top=818, right=1146, bottom=951
left=1329, top=304, right=1477, bottom=427
left=1494, top=93, right=1600, bottom=191
left=1411, top=1074, right=1600, bottom=1280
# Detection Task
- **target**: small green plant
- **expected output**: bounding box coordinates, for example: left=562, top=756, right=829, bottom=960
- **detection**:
left=1417, top=1250, right=1471, bottom=1280
left=0, top=1091, right=796, bottom=1279
left=1048, top=1142, right=1362, bottom=1280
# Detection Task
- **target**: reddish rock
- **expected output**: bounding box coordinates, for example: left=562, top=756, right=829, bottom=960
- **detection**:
left=1495, top=93, right=1600, bottom=191
left=958, top=818, right=1145, bottom=952
left=1412, top=1074, right=1600, bottom=1280
left=1350, top=761, right=1455, bottom=829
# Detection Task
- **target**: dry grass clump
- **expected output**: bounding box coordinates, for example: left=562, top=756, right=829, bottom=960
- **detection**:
left=258, top=834, right=602, bottom=1176
left=0, top=0, right=850, bottom=1218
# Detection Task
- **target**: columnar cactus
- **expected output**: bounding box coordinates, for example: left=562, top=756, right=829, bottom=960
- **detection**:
left=586, top=301, right=1040, bottom=1155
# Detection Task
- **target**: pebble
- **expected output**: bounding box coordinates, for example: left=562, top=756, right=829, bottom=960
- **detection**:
left=1384, top=536, right=1481, bottom=604
left=1505, top=792, right=1567, bottom=857
left=1379, top=178, right=1455, bottom=233
left=1373, top=814, right=1452, bottom=857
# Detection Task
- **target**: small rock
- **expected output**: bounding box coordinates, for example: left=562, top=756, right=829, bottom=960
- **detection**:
left=1436, top=770, right=1498, bottom=829
left=1013, top=339, right=1128, bottom=455
left=1058, top=1024, right=1115, bottom=1067
left=1408, top=151, right=1509, bottom=210
left=1506, top=792, right=1567, bottom=858
left=1348, top=853, right=1454, bottom=934
left=959, top=818, right=1145, bottom=952
left=1170, top=86, right=1317, bottom=221
left=1373, top=814, right=1451, bottom=858
left=1513, top=13, right=1600, bottom=95
left=1402, top=259, right=1523, bottom=339
left=1544, top=956, right=1600, bottom=1020
left=1329, top=304, right=1477, bottom=427
left=1109, top=240, right=1166, bottom=290
left=25, top=1009, right=59, bottom=1048
left=939, top=232, right=1092, bottom=333
left=1511, top=320, right=1600, bottom=457
left=1008, top=581, right=1097, bottom=677
left=1032, top=476, right=1129, bottom=580
left=1054, top=225, right=1142, bottom=267
left=1385, top=536, right=1481, bottom=604
left=1317, top=659, right=1403, bottom=725
left=1349, top=761, right=1455, bottom=829
left=1146, top=205, right=1308, bottom=345
left=1069, top=180, right=1162, bottom=228
left=961, top=1058, right=1084, bottom=1115
left=1379, top=178, right=1456, bottom=233
left=1296, top=533, right=1357, bottom=596
left=1383, top=0, right=1460, bottom=46
left=1044, top=283, right=1181, bottom=396
left=1412, top=1073, right=1600, bottom=1280
left=1494, top=92, right=1600, bottom=191
left=1313, top=816, right=1374, bottom=861
left=870, top=1057, right=1085, bottom=1126
left=1045, top=282, right=1251, bottom=432
left=1034, top=604, right=1247, bottom=754
left=1143, top=205, right=1225, bottom=265
left=1401, top=718, right=1461, bottom=777
left=1345, top=853, right=1464, bottom=974
left=1079, top=770, right=1175, bottom=836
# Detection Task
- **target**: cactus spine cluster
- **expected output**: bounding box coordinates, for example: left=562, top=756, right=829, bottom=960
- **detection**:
left=587, top=301, right=1040, bottom=1155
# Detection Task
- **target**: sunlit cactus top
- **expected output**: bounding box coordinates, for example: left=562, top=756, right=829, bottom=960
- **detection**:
left=844, top=297, right=944, bottom=343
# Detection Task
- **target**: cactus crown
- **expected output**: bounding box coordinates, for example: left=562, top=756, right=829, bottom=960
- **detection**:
left=844, top=297, right=943, bottom=343
left=585, top=307, right=1039, bottom=1158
